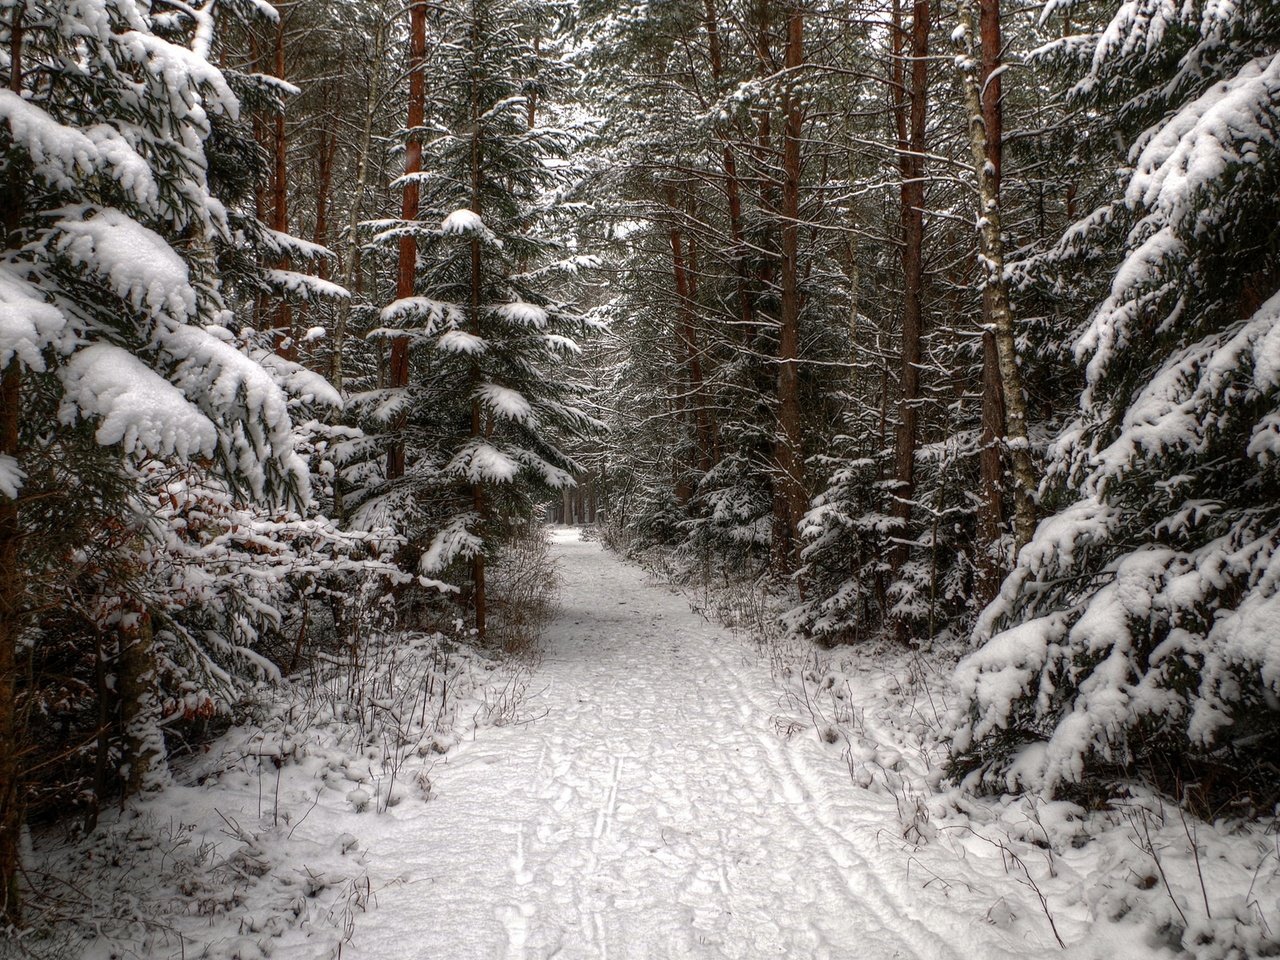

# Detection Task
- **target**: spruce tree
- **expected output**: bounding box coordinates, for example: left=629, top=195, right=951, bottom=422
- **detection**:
left=357, top=0, right=598, bottom=638
left=950, top=0, right=1280, bottom=799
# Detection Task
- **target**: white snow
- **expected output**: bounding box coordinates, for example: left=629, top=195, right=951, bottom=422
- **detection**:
left=40, top=532, right=1280, bottom=959
left=449, top=441, right=521, bottom=483
left=0, top=89, right=98, bottom=190
left=442, top=208, right=487, bottom=234
left=265, top=269, right=350, bottom=301
left=53, top=208, right=196, bottom=322
left=58, top=343, right=218, bottom=459
left=491, top=300, right=549, bottom=328
left=343, top=532, right=1040, bottom=959
left=0, top=264, right=68, bottom=370
left=0, top=454, right=24, bottom=499
left=441, top=208, right=502, bottom=246
left=477, top=382, right=534, bottom=423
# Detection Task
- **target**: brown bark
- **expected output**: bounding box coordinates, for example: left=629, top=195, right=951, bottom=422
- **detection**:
left=772, top=3, right=807, bottom=575
left=118, top=613, right=164, bottom=798
left=1, top=4, right=26, bottom=923
left=313, top=130, right=336, bottom=281
left=665, top=186, right=714, bottom=476
left=702, top=0, right=755, bottom=342
left=889, top=0, right=929, bottom=588
left=386, top=1, right=427, bottom=480
left=957, top=0, right=1037, bottom=550
left=976, top=0, right=1006, bottom=602
left=331, top=14, right=388, bottom=388
left=270, top=18, right=294, bottom=359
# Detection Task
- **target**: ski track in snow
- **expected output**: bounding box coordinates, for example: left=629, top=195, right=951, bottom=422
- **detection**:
left=347, top=529, right=1019, bottom=960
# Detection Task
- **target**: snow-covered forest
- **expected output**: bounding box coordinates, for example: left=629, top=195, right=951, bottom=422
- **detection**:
left=2, top=0, right=1279, bottom=955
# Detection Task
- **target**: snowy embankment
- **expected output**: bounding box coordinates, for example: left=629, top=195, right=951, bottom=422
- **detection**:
left=23, top=633, right=536, bottom=960
left=28, top=529, right=1280, bottom=959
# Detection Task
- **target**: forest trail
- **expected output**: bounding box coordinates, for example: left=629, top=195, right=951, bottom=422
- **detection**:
left=347, top=529, right=1013, bottom=960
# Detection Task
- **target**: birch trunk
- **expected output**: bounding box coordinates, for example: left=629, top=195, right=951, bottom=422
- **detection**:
left=957, top=0, right=1037, bottom=550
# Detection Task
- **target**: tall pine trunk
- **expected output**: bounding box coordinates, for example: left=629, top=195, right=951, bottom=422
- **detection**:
left=702, top=0, right=755, bottom=343
left=331, top=13, right=388, bottom=388
left=387, top=1, right=427, bottom=480
left=665, top=185, right=714, bottom=479
left=270, top=17, right=294, bottom=359
left=772, top=3, right=807, bottom=575
left=889, top=0, right=930, bottom=598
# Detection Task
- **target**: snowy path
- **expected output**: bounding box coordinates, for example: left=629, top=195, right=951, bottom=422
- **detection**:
left=348, top=529, right=1013, bottom=960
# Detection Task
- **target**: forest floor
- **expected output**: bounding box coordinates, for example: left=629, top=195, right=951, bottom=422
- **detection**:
left=36, top=528, right=1278, bottom=960
left=340, top=528, right=1140, bottom=960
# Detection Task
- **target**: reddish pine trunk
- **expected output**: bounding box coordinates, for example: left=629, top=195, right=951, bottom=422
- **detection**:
left=772, top=4, right=807, bottom=575
left=702, top=0, right=755, bottom=342
left=665, top=187, right=714, bottom=479
left=888, top=0, right=929, bottom=592
left=386, top=1, right=427, bottom=480
left=271, top=19, right=294, bottom=359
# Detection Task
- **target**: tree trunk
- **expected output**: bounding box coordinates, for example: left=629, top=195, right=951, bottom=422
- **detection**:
left=386, top=0, right=427, bottom=480
left=313, top=129, right=336, bottom=280
left=0, top=361, right=21, bottom=927
left=702, top=0, right=755, bottom=343
left=469, top=39, right=487, bottom=641
left=975, top=0, right=1007, bottom=602
left=665, top=186, right=714, bottom=476
left=118, top=613, right=166, bottom=798
left=270, top=18, right=295, bottom=359
left=889, top=0, right=929, bottom=590
left=957, top=0, right=1037, bottom=551
left=0, top=5, right=26, bottom=923
left=331, top=14, right=388, bottom=389
left=772, top=3, right=807, bottom=575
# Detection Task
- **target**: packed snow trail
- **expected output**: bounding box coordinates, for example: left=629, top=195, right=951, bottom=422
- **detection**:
left=348, top=529, right=1022, bottom=960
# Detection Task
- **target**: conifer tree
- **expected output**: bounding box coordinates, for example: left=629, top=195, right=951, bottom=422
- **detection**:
left=0, top=0, right=337, bottom=917
left=951, top=0, right=1280, bottom=797
left=359, top=0, right=598, bottom=638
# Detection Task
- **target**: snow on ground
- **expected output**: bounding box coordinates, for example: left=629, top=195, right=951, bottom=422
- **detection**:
left=341, top=529, right=1065, bottom=960
left=28, top=528, right=1279, bottom=959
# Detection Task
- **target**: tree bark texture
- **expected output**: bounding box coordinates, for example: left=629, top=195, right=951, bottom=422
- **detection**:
left=976, top=0, right=1008, bottom=602
left=271, top=19, right=295, bottom=359
left=957, top=0, right=1037, bottom=551
left=772, top=3, right=807, bottom=575
left=386, top=0, right=427, bottom=480
left=888, top=0, right=929, bottom=587
left=331, top=14, right=388, bottom=388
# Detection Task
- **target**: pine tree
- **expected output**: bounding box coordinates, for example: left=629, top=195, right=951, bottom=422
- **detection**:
left=950, top=0, right=1280, bottom=800
left=0, top=0, right=332, bottom=918
left=357, top=0, right=598, bottom=639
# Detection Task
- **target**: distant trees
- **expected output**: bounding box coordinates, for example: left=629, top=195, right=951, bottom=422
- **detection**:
left=583, top=0, right=1280, bottom=803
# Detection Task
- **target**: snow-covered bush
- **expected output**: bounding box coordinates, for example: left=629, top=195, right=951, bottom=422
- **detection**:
left=949, top=0, right=1280, bottom=801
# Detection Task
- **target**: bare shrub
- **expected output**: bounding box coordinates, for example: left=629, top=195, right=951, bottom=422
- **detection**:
left=486, top=522, right=561, bottom=655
